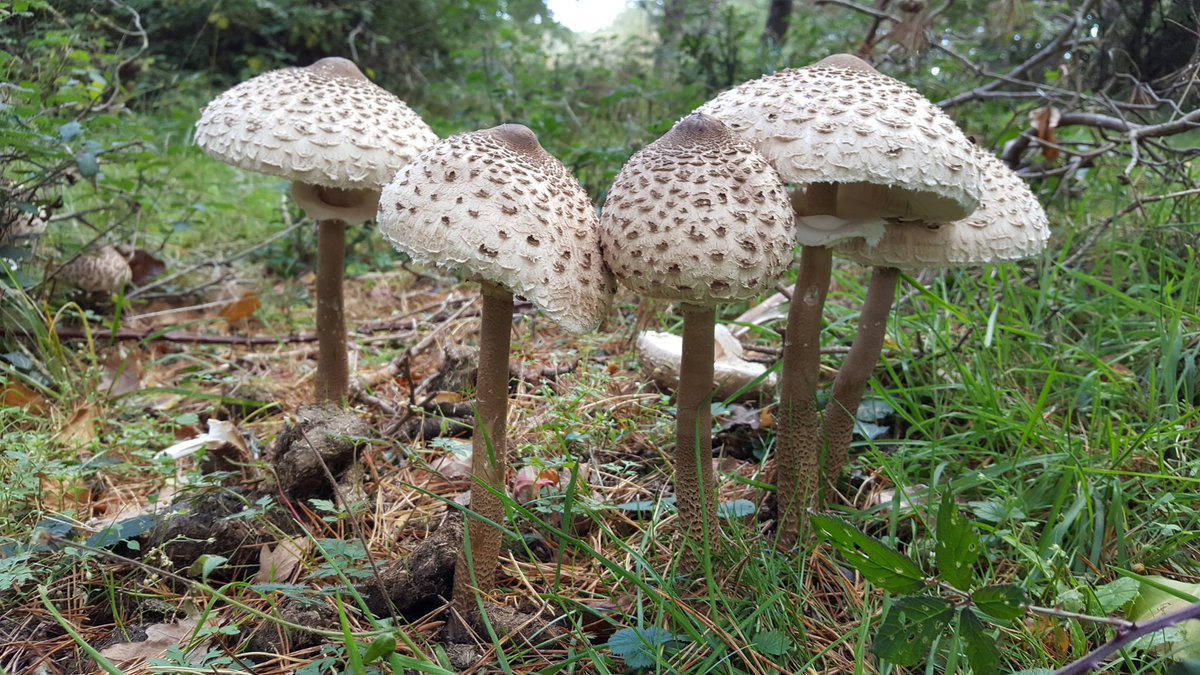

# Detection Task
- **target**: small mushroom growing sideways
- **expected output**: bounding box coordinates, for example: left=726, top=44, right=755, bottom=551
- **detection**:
left=600, top=113, right=793, bottom=546
left=636, top=324, right=778, bottom=401
left=824, top=149, right=1049, bottom=472
left=194, top=57, right=437, bottom=404
left=377, top=124, right=613, bottom=634
left=58, top=245, right=132, bottom=295
left=698, top=54, right=984, bottom=545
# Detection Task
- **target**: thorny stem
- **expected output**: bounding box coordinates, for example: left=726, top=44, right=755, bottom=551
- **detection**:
left=449, top=282, right=513, bottom=637
left=775, top=183, right=836, bottom=549
left=1054, top=600, right=1200, bottom=675
left=821, top=266, right=900, bottom=496
left=315, top=218, right=350, bottom=405
left=676, top=305, right=719, bottom=551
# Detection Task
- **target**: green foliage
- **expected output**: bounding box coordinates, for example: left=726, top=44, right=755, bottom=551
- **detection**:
left=608, top=626, right=687, bottom=670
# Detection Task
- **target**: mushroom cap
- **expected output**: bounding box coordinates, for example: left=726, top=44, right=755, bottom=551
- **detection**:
left=599, top=113, right=794, bottom=305
left=194, top=57, right=437, bottom=191
left=59, top=245, right=132, bottom=293
left=834, top=150, right=1050, bottom=269
left=377, top=124, right=614, bottom=334
left=696, top=53, right=983, bottom=223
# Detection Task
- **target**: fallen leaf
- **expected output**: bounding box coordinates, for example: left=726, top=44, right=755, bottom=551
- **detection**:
left=126, top=248, right=167, bottom=286
left=256, top=536, right=313, bottom=583
left=100, top=347, right=142, bottom=397
left=1, top=380, right=46, bottom=413
left=99, top=617, right=204, bottom=664
left=55, top=404, right=97, bottom=447
left=218, top=292, right=260, bottom=324
left=1028, top=106, right=1061, bottom=162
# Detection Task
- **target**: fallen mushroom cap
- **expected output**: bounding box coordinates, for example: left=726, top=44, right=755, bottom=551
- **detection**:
left=194, top=57, right=437, bottom=192
left=599, top=113, right=794, bottom=304
left=377, top=124, right=614, bottom=334
left=697, top=54, right=984, bottom=231
left=637, top=325, right=777, bottom=400
left=834, top=150, right=1050, bottom=269
left=59, top=245, right=132, bottom=293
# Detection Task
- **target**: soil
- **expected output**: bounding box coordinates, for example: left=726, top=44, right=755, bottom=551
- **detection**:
left=270, top=405, right=375, bottom=501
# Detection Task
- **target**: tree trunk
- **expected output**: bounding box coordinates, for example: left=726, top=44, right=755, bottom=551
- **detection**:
left=764, top=0, right=793, bottom=45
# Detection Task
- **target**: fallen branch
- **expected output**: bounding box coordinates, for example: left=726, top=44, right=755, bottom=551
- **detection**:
left=1002, top=109, right=1200, bottom=170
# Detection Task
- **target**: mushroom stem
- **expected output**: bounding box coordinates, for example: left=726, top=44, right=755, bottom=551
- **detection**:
left=450, top=281, right=513, bottom=629
left=775, top=183, right=837, bottom=548
left=822, top=266, right=899, bottom=492
left=315, top=218, right=350, bottom=405
left=676, top=304, right=719, bottom=547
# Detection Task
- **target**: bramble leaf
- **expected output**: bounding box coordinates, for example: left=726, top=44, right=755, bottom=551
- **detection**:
left=936, top=492, right=980, bottom=591
left=871, top=597, right=955, bottom=666
left=960, top=609, right=1002, bottom=674
left=973, top=584, right=1026, bottom=624
left=811, top=515, right=926, bottom=594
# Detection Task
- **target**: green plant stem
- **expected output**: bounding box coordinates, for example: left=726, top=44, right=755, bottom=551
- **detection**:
left=450, top=282, right=513, bottom=634
left=821, top=266, right=899, bottom=494
left=775, top=183, right=837, bottom=549
left=676, top=304, right=719, bottom=548
left=315, top=217, right=349, bottom=405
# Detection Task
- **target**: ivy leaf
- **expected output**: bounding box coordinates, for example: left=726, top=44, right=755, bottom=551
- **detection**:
left=871, top=597, right=955, bottom=666
left=973, top=584, right=1026, bottom=624
left=936, top=492, right=980, bottom=591
left=811, top=515, right=926, bottom=594
left=608, top=627, right=685, bottom=670
left=960, top=609, right=1002, bottom=674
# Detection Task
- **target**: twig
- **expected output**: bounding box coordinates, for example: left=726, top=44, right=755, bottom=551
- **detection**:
left=1054, top=600, right=1200, bottom=675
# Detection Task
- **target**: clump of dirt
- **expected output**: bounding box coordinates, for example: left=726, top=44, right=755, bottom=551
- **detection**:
left=271, top=405, right=374, bottom=501
left=245, top=598, right=339, bottom=654
left=145, top=489, right=285, bottom=579
left=360, top=511, right=463, bottom=620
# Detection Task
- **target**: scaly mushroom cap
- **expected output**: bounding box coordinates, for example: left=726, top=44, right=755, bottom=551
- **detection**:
left=599, top=113, right=793, bottom=305
left=835, top=150, right=1050, bottom=269
left=637, top=325, right=777, bottom=400
left=378, top=124, right=614, bottom=334
left=697, top=54, right=984, bottom=233
left=194, top=57, right=437, bottom=191
left=59, top=246, right=132, bottom=293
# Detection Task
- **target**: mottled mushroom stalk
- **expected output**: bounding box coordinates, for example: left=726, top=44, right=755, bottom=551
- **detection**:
left=195, top=56, right=438, bottom=405
left=600, top=114, right=793, bottom=551
left=378, top=124, right=613, bottom=636
left=697, top=54, right=985, bottom=547
left=825, top=150, right=1050, bottom=482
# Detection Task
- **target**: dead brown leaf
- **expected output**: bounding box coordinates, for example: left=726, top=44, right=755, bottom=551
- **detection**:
left=100, top=347, right=142, bottom=397
left=55, top=403, right=97, bottom=447
left=255, top=536, right=314, bottom=583
left=126, top=248, right=167, bottom=286
left=218, top=292, right=261, bottom=324
left=99, top=617, right=203, bottom=664
left=1, top=380, right=46, bottom=413
left=1029, top=106, right=1062, bottom=162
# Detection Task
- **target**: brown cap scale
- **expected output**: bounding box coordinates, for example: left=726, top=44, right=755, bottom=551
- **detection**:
left=599, top=113, right=794, bottom=304
left=698, top=54, right=984, bottom=245
left=835, top=150, right=1050, bottom=268
left=378, top=124, right=614, bottom=334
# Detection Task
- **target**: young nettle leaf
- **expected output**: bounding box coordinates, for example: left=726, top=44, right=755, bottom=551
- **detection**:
left=973, top=584, right=1027, bottom=624
left=936, top=492, right=981, bottom=591
left=959, top=608, right=1002, bottom=674
left=752, top=630, right=792, bottom=656
left=871, top=596, right=955, bottom=666
left=811, top=515, right=927, bottom=594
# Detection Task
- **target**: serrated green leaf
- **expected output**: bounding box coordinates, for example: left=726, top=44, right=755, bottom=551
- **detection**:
left=936, top=492, right=981, bottom=591
left=608, top=627, right=685, bottom=670
left=960, top=609, right=1002, bottom=674
left=973, top=584, right=1026, bottom=624
left=1094, top=577, right=1140, bottom=614
left=362, top=633, right=396, bottom=663
left=751, top=630, right=791, bottom=656
left=811, top=515, right=927, bottom=594
left=871, top=597, right=955, bottom=666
